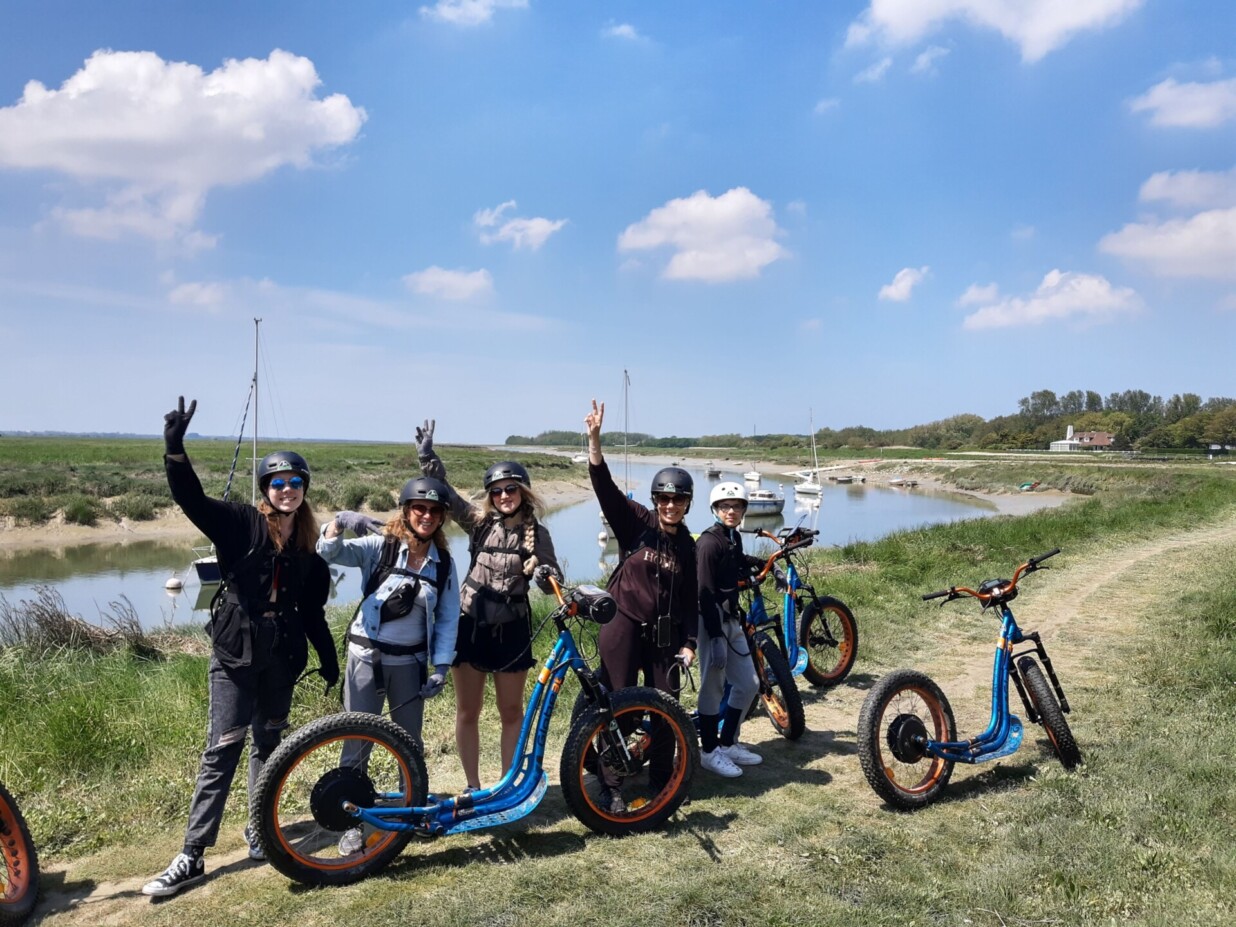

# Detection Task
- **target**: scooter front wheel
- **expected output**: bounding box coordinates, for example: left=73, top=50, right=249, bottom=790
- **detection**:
left=754, top=631, right=806, bottom=740
left=857, top=669, right=956, bottom=810
left=561, top=687, right=698, bottom=837
left=799, top=596, right=859, bottom=688
left=252, top=712, right=427, bottom=886
left=0, top=780, right=39, bottom=927
left=1017, top=657, right=1082, bottom=770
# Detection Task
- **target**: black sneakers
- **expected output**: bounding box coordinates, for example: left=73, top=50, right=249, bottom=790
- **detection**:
left=142, top=852, right=206, bottom=897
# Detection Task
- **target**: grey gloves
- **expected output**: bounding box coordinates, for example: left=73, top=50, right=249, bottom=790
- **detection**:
left=334, top=510, right=384, bottom=537
left=708, top=636, right=728, bottom=671
left=163, top=396, right=197, bottom=456
left=533, top=563, right=559, bottom=594
left=420, top=670, right=446, bottom=700
left=415, top=419, right=435, bottom=460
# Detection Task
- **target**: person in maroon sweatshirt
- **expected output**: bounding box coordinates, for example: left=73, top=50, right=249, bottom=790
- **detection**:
left=583, top=399, right=697, bottom=812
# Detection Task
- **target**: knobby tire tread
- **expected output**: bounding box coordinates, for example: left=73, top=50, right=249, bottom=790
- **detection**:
left=0, top=780, right=39, bottom=927
left=1017, top=657, right=1082, bottom=770
left=754, top=631, right=806, bottom=740
left=799, top=596, right=859, bottom=688
left=560, top=687, right=698, bottom=837
left=857, top=669, right=957, bottom=810
left=253, top=711, right=427, bottom=886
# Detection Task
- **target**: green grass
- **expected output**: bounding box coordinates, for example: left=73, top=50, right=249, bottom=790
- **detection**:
left=4, top=462, right=1236, bottom=925
left=0, top=436, right=577, bottom=524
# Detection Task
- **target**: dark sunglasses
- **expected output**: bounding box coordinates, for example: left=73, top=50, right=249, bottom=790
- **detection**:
left=269, top=476, right=305, bottom=491
left=408, top=503, right=445, bottom=518
left=489, top=484, right=522, bottom=498
left=654, top=493, right=689, bottom=506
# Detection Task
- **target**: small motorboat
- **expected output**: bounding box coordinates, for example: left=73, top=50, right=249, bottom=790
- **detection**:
left=745, top=486, right=785, bottom=516
left=705, top=462, right=721, bottom=478
left=743, top=468, right=761, bottom=482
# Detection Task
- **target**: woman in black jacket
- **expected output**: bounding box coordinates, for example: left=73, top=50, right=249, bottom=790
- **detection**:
left=584, top=399, right=696, bottom=812
left=143, top=397, right=339, bottom=898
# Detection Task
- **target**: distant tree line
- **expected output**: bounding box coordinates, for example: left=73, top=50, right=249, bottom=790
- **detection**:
left=506, top=389, right=1236, bottom=452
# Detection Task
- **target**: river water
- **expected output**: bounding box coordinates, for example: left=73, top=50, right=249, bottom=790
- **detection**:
left=0, top=460, right=995, bottom=630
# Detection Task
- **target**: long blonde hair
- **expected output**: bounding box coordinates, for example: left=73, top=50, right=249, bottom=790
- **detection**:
left=383, top=507, right=449, bottom=554
left=258, top=498, right=319, bottom=554
left=478, top=483, right=545, bottom=577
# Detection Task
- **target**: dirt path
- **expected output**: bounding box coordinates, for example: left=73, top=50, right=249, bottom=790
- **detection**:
left=30, top=513, right=1236, bottom=923
left=792, top=511, right=1236, bottom=805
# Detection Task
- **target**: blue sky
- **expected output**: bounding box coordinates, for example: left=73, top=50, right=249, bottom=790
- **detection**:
left=1, top=1, right=1233, bottom=445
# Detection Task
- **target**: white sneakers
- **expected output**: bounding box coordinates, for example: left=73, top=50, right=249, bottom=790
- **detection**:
left=724, top=743, right=763, bottom=766
left=701, top=748, right=742, bottom=778
left=338, top=827, right=365, bottom=856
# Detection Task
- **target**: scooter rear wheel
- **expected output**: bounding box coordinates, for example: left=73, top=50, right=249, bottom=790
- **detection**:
left=253, top=712, right=427, bottom=886
left=857, top=669, right=956, bottom=810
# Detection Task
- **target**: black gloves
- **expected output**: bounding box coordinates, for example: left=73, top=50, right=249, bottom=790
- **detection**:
left=164, top=396, right=197, bottom=456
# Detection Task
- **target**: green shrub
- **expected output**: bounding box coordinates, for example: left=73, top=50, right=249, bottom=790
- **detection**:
left=61, top=494, right=100, bottom=526
left=109, top=493, right=160, bottom=521
left=1, top=496, right=54, bottom=524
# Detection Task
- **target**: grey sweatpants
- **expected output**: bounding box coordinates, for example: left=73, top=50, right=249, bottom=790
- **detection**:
left=340, top=651, right=427, bottom=767
left=696, top=618, right=760, bottom=717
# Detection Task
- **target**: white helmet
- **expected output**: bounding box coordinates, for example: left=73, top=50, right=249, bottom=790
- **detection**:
left=709, top=481, right=748, bottom=509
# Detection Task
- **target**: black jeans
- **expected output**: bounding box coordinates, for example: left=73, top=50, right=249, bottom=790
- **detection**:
left=184, top=622, right=298, bottom=849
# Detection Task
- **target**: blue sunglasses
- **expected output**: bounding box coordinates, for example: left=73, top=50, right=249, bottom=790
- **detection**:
left=269, top=476, right=305, bottom=491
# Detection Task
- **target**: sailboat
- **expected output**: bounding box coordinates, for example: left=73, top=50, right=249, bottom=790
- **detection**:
left=190, top=318, right=263, bottom=585
left=795, top=410, right=823, bottom=497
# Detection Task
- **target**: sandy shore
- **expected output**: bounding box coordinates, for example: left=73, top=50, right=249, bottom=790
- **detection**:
left=0, top=455, right=1069, bottom=552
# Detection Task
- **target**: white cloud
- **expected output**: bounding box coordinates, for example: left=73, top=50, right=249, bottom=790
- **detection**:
left=846, top=0, right=1143, bottom=63
left=168, top=281, right=229, bottom=307
left=419, top=0, right=528, bottom=26
left=403, top=266, right=495, bottom=300
left=813, top=97, right=840, bottom=114
left=786, top=200, right=808, bottom=217
left=957, top=282, right=1000, bottom=306
left=1011, top=223, right=1036, bottom=241
left=617, top=187, right=789, bottom=283
left=878, top=266, right=930, bottom=301
left=961, top=269, right=1141, bottom=329
left=1140, top=167, right=1236, bottom=209
left=0, top=49, right=365, bottom=246
left=854, top=57, right=893, bottom=84
left=604, top=23, right=646, bottom=42
left=473, top=200, right=567, bottom=250
left=1099, top=207, right=1236, bottom=280
left=911, top=45, right=950, bottom=75
left=1129, top=77, right=1236, bottom=128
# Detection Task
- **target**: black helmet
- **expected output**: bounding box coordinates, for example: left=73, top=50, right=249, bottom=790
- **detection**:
left=650, top=466, right=693, bottom=499
left=399, top=476, right=450, bottom=507
left=258, top=451, right=311, bottom=492
left=483, top=461, right=531, bottom=489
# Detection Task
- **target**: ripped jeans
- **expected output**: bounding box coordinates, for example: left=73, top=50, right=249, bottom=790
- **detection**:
left=183, top=641, right=297, bottom=849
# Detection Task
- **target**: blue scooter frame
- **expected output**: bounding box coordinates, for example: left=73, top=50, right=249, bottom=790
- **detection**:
left=254, top=581, right=699, bottom=886
left=857, top=549, right=1083, bottom=809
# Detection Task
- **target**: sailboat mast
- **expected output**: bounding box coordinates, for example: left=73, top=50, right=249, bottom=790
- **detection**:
left=251, top=317, right=261, bottom=504
left=623, top=368, right=630, bottom=493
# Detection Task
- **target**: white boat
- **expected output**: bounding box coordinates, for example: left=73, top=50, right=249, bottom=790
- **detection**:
left=795, top=410, right=823, bottom=496
left=746, top=486, right=785, bottom=516
left=571, top=453, right=588, bottom=464
left=705, top=462, right=721, bottom=478
left=888, top=477, right=918, bottom=488
left=743, top=467, right=761, bottom=482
